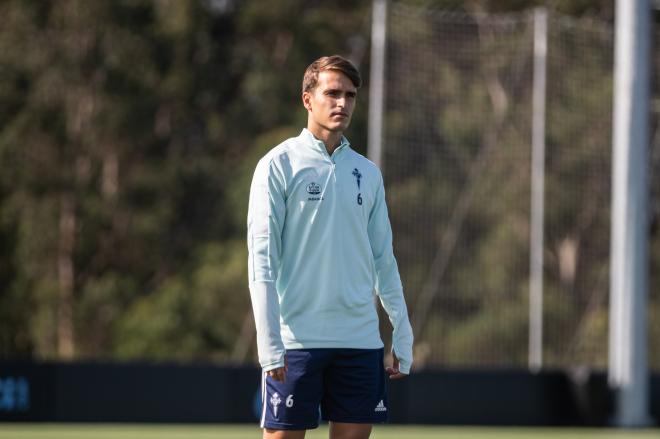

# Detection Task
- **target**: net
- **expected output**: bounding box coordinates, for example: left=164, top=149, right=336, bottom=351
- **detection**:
left=382, top=5, right=657, bottom=370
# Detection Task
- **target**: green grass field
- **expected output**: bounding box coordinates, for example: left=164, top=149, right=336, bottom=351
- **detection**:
left=0, top=424, right=659, bottom=439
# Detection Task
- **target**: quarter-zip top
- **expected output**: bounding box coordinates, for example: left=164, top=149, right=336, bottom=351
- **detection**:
left=247, top=129, right=413, bottom=374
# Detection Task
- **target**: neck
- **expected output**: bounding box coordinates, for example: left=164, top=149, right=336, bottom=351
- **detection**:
left=307, top=125, right=343, bottom=155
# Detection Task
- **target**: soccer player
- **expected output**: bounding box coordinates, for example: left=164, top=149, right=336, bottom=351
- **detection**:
left=247, top=55, right=414, bottom=439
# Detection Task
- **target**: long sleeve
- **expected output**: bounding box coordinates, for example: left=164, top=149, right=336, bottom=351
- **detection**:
left=247, top=157, right=286, bottom=371
left=368, top=173, right=414, bottom=374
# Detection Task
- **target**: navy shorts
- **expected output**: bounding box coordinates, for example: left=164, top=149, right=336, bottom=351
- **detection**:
left=260, top=348, right=388, bottom=430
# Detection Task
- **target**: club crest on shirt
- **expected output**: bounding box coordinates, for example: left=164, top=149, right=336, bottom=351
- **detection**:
left=306, top=182, right=321, bottom=195
left=352, top=168, right=362, bottom=189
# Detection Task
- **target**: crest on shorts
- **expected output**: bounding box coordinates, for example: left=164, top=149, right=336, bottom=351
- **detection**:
left=270, top=392, right=281, bottom=416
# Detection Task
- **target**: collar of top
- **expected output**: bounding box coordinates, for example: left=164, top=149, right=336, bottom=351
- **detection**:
left=300, top=128, right=350, bottom=158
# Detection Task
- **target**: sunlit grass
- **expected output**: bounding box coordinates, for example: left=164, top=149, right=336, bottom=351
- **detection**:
left=1, top=424, right=659, bottom=439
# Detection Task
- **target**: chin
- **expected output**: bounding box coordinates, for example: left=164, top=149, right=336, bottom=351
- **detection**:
left=330, top=122, right=350, bottom=131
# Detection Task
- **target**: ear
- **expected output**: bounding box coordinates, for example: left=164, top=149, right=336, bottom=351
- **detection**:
left=302, top=91, right=312, bottom=112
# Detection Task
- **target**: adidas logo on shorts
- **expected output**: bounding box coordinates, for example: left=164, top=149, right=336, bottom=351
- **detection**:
left=374, top=400, right=387, bottom=412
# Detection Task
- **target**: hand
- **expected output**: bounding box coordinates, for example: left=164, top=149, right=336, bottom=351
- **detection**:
left=266, top=361, right=288, bottom=382
left=386, top=352, right=408, bottom=380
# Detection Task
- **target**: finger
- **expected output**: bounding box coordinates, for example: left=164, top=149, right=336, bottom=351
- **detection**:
left=388, top=372, right=407, bottom=380
left=385, top=367, right=400, bottom=376
left=271, top=369, right=286, bottom=382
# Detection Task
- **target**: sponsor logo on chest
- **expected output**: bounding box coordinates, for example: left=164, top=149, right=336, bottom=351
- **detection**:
left=306, top=182, right=323, bottom=201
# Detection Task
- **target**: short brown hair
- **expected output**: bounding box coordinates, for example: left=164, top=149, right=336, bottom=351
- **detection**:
left=302, top=55, right=362, bottom=93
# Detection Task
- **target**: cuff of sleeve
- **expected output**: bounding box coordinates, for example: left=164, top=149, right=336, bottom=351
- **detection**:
left=249, top=281, right=286, bottom=371
left=392, top=345, right=412, bottom=374
left=397, top=356, right=412, bottom=375
left=262, top=358, right=285, bottom=372
left=392, top=322, right=414, bottom=374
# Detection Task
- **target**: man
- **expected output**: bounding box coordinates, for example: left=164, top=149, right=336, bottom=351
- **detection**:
left=247, top=55, right=413, bottom=439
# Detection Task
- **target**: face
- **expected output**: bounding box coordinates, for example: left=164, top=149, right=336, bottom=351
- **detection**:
left=303, top=70, right=357, bottom=134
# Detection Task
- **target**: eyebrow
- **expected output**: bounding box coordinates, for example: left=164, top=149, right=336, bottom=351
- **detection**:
left=325, top=88, right=357, bottom=96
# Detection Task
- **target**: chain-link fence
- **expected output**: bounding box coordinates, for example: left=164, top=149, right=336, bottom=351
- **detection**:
left=383, top=4, right=659, bottom=371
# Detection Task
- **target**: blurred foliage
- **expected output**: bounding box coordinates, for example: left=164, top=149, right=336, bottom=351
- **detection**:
left=0, top=0, right=372, bottom=362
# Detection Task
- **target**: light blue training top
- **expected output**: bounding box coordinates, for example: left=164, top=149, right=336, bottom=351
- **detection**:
left=247, top=128, right=413, bottom=374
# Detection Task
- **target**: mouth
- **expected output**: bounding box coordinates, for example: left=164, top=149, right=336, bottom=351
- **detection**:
left=331, top=112, right=348, bottom=118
